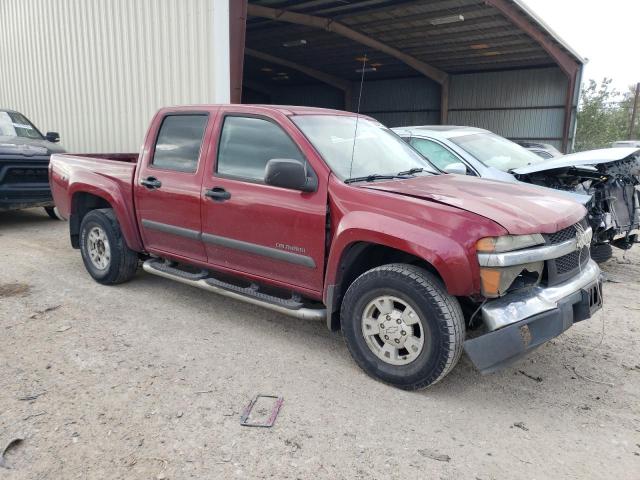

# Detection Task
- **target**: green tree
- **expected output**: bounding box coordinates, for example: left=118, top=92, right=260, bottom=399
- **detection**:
left=574, top=78, right=636, bottom=151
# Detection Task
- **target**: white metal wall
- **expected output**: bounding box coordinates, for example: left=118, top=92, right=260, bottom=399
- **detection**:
left=0, top=0, right=230, bottom=153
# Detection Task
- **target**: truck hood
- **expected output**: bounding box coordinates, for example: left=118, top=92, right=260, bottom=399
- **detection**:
left=513, top=147, right=640, bottom=175
left=363, top=174, right=586, bottom=234
left=0, top=135, right=65, bottom=157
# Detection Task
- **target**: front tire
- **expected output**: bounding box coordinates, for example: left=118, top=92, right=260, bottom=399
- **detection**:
left=79, top=209, right=138, bottom=285
left=340, top=264, right=465, bottom=390
left=590, top=243, right=613, bottom=263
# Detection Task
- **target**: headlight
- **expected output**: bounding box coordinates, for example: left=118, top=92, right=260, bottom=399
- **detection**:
left=477, top=234, right=545, bottom=298
left=476, top=233, right=544, bottom=253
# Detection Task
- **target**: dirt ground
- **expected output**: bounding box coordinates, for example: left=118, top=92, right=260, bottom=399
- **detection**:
left=1, top=208, right=639, bottom=480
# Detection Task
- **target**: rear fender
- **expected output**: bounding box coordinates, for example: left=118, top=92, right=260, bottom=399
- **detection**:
left=67, top=180, right=143, bottom=252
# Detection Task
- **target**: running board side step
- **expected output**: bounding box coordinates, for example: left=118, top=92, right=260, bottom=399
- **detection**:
left=142, top=259, right=326, bottom=322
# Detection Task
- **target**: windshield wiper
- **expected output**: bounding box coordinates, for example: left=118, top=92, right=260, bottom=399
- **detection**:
left=344, top=174, right=407, bottom=184
left=397, top=167, right=424, bottom=176
left=345, top=168, right=429, bottom=184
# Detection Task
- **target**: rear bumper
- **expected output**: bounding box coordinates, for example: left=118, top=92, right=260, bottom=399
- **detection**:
left=464, top=260, right=602, bottom=373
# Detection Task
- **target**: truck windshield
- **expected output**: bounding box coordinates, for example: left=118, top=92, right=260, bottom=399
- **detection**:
left=291, top=115, right=437, bottom=181
left=0, top=111, right=43, bottom=140
left=450, top=133, right=546, bottom=171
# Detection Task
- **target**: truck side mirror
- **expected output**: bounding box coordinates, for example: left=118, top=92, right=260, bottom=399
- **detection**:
left=264, top=159, right=317, bottom=192
left=443, top=162, right=467, bottom=175
left=45, top=131, right=60, bottom=143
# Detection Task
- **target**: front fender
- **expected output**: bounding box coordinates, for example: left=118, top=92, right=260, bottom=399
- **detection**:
left=324, top=210, right=505, bottom=301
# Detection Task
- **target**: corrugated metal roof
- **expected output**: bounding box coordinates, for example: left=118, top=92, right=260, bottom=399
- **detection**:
left=245, top=0, right=583, bottom=86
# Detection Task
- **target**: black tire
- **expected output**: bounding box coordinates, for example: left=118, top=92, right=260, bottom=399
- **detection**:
left=79, top=208, right=138, bottom=285
left=590, top=243, right=613, bottom=263
left=340, top=264, right=465, bottom=390
left=44, top=206, right=60, bottom=220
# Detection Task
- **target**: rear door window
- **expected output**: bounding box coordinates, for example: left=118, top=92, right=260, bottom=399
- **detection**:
left=152, top=114, right=208, bottom=173
left=216, top=116, right=304, bottom=181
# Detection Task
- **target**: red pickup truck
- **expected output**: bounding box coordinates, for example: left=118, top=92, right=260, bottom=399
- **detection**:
left=50, top=105, right=602, bottom=389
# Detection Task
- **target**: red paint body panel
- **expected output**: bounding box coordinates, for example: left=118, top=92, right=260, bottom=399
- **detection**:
left=324, top=176, right=507, bottom=297
left=49, top=104, right=586, bottom=305
left=200, top=105, right=331, bottom=293
left=133, top=107, right=220, bottom=262
left=363, top=174, right=586, bottom=235
left=49, top=153, right=144, bottom=251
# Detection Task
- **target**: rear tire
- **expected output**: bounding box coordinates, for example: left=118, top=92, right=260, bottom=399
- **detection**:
left=591, top=243, right=613, bottom=263
left=79, top=208, right=138, bottom=285
left=340, top=264, right=465, bottom=390
left=44, top=206, right=60, bottom=220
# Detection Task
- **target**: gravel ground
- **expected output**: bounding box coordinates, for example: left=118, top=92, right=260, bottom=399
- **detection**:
left=1, top=208, right=639, bottom=480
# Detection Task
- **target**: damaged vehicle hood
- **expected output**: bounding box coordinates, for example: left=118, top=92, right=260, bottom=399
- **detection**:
left=513, top=147, right=640, bottom=175
left=363, top=174, right=586, bottom=234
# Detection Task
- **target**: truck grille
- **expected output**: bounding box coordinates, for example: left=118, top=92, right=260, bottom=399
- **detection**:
left=555, top=246, right=590, bottom=274
left=5, top=167, right=49, bottom=184
left=547, top=224, right=578, bottom=245
left=543, top=218, right=591, bottom=286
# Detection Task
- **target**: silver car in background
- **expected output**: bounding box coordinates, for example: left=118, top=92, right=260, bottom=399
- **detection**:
left=516, top=141, right=563, bottom=159
left=393, top=126, right=640, bottom=262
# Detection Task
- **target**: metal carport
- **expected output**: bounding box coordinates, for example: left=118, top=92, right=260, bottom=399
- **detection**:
left=230, top=0, right=585, bottom=152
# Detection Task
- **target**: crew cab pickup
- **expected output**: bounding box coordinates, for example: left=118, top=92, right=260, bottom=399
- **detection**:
left=50, top=105, right=603, bottom=389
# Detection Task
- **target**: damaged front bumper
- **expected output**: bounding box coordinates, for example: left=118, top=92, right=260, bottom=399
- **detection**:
left=464, top=260, right=602, bottom=373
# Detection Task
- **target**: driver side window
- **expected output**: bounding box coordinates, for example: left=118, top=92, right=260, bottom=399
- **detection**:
left=217, top=116, right=305, bottom=181
left=410, top=138, right=466, bottom=173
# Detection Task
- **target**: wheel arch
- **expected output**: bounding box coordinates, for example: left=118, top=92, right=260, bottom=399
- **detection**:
left=69, top=189, right=143, bottom=251
left=324, top=240, right=449, bottom=331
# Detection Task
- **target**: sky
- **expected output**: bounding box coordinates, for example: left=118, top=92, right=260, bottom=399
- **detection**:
left=522, top=0, right=639, bottom=93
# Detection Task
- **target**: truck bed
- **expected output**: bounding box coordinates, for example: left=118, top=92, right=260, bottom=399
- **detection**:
left=60, top=152, right=139, bottom=163
left=49, top=152, right=144, bottom=250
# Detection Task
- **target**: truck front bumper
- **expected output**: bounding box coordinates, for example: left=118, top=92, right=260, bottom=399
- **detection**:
left=0, top=157, right=53, bottom=211
left=464, top=260, right=602, bottom=373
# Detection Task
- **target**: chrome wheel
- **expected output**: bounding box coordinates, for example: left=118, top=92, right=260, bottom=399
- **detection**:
left=361, top=295, right=425, bottom=366
left=87, top=226, right=111, bottom=270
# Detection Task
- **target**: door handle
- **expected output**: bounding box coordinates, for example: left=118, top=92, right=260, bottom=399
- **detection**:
left=205, top=187, right=231, bottom=201
left=141, top=176, right=162, bottom=189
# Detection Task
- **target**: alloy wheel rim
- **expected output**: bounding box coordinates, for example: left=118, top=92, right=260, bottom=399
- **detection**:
left=361, top=295, right=425, bottom=366
left=87, top=226, right=111, bottom=270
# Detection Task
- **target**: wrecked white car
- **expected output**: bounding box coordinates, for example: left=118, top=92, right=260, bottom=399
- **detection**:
left=515, top=148, right=640, bottom=261
left=393, top=126, right=640, bottom=262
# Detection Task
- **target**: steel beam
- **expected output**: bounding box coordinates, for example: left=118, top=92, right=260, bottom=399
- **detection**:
left=244, top=48, right=353, bottom=110
left=230, top=0, right=248, bottom=103
left=246, top=4, right=448, bottom=85
left=440, top=79, right=449, bottom=124
left=485, top=0, right=581, bottom=152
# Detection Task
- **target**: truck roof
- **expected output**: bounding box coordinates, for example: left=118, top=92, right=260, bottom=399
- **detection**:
left=161, top=104, right=359, bottom=117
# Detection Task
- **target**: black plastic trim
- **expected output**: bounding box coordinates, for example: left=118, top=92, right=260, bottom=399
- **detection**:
left=202, top=233, right=316, bottom=268
left=140, top=219, right=316, bottom=268
left=141, top=219, right=200, bottom=240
